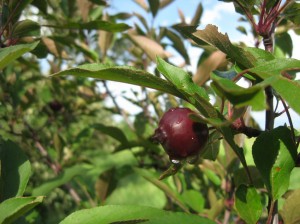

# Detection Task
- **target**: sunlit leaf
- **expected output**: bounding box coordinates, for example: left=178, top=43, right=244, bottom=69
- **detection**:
left=51, top=63, right=184, bottom=99
left=0, top=41, right=39, bottom=69
left=235, top=185, right=263, bottom=224
left=105, top=173, right=167, bottom=208
left=0, top=196, right=44, bottom=224
left=156, top=57, right=218, bottom=118
left=60, top=205, right=216, bottom=224
left=44, top=20, right=131, bottom=32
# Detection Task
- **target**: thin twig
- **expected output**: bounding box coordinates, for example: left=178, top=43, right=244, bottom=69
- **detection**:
left=279, top=95, right=295, bottom=143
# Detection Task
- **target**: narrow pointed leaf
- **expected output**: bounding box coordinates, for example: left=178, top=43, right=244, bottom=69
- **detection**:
left=60, top=205, right=216, bottom=224
left=44, top=20, right=131, bottom=32
left=190, top=3, right=203, bottom=26
left=164, top=28, right=190, bottom=64
left=0, top=41, right=39, bottom=69
left=148, top=0, right=159, bottom=17
left=0, top=196, right=44, bottom=224
left=50, top=63, right=184, bottom=99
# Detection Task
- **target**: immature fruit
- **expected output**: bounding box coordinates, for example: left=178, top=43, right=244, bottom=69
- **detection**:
left=151, top=107, right=209, bottom=160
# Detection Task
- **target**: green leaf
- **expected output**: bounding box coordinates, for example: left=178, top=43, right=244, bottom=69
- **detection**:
left=266, top=76, right=300, bottom=116
left=32, top=165, right=88, bottom=196
left=252, top=126, right=297, bottom=199
left=0, top=41, right=39, bottom=69
left=31, top=0, right=48, bottom=14
left=12, top=20, right=40, bottom=38
left=280, top=189, right=300, bottom=224
left=234, top=166, right=264, bottom=189
left=60, top=205, right=216, bottom=224
left=105, top=173, right=167, bottom=208
left=148, top=0, right=159, bottom=17
left=134, top=168, right=189, bottom=212
left=249, top=58, right=300, bottom=78
left=289, top=168, right=300, bottom=190
left=89, top=150, right=138, bottom=176
left=156, top=57, right=218, bottom=118
left=0, top=140, right=31, bottom=201
left=50, top=63, right=185, bottom=100
left=211, top=74, right=266, bottom=111
left=190, top=3, right=203, bottom=26
left=275, top=32, right=293, bottom=57
left=181, top=190, right=205, bottom=212
left=93, top=123, right=129, bottom=145
left=44, top=20, right=131, bottom=32
left=179, top=24, right=256, bottom=69
left=244, top=47, right=275, bottom=64
left=0, top=196, right=43, bottom=224
left=164, top=28, right=190, bottom=64
left=234, top=185, right=263, bottom=224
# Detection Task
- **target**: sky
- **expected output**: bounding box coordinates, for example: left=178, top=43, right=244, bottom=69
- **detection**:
left=103, top=0, right=300, bottom=129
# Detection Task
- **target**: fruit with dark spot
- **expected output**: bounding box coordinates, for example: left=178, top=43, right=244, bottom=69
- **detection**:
left=151, top=107, right=209, bottom=160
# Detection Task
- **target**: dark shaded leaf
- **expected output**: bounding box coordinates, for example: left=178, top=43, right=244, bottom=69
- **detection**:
left=147, top=0, right=159, bottom=17
left=12, top=19, right=40, bottom=38
left=211, top=73, right=266, bottom=111
left=182, top=24, right=256, bottom=69
left=275, top=32, right=293, bottom=57
left=0, top=140, right=31, bottom=201
left=252, top=126, right=297, bottom=199
left=190, top=3, right=203, bottom=26
left=164, top=28, right=190, bottom=64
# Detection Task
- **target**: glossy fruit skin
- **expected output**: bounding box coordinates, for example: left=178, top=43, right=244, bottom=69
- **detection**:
left=152, top=107, right=209, bottom=160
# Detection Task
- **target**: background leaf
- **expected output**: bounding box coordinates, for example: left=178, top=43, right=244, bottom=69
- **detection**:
left=148, top=0, right=159, bottom=17
left=105, top=173, right=167, bottom=208
left=280, top=189, right=300, bottom=224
